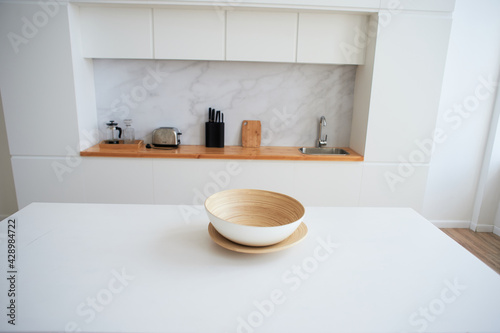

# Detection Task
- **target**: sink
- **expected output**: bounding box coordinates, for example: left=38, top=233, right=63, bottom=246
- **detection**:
left=299, top=147, right=349, bottom=155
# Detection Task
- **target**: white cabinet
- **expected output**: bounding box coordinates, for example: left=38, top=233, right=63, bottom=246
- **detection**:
left=83, top=157, right=154, bottom=204
left=154, top=9, right=225, bottom=60
left=297, top=13, right=369, bottom=64
left=10, top=156, right=155, bottom=208
left=363, top=12, right=452, bottom=163
left=11, top=157, right=86, bottom=209
left=226, top=10, right=298, bottom=62
left=359, top=163, right=430, bottom=212
left=380, top=0, right=456, bottom=12
left=79, top=6, right=153, bottom=59
left=293, top=161, right=363, bottom=206
left=78, top=6, right=375, bottom=65
left=0, top=3, right=80, bottom=156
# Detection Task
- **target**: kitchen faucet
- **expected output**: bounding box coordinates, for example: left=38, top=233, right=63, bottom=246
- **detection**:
left=317, top=116, right=327, bottom=147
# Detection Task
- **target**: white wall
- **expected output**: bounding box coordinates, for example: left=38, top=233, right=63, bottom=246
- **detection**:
left=474, top=76, right=500, bottom=233
left=495, top=201, right=500, bottom=236
left=422, top=0, right=500, bottom=228
left=0, top=92, right=18, bottom=219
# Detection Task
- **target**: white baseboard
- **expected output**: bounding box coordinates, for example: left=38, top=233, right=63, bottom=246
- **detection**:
left=431, top=221, right=497, bottom=233
left=475, top=224, right=495, bottom=232
left=431, top=220, right=470, bottom=228
left=494, top=226, right=500, bottom=236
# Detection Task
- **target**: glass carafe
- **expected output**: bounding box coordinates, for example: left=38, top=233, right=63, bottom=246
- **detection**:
left=123, top=119, right=135, bottom=144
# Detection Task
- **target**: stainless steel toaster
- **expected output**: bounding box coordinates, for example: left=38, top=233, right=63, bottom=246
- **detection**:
left=152, top=127, right=182, bottom=147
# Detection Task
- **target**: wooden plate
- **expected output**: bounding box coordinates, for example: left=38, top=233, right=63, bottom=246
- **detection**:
left=208, top=222, right=308, bottom=254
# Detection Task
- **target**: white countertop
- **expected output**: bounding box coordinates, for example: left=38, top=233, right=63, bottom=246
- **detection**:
left=1, top=203, right=499, bottom=333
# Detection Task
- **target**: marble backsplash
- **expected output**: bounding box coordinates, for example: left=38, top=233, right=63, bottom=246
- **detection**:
left=93, top=59, right=357, bottom=147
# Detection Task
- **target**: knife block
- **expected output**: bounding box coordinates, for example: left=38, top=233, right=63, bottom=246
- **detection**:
left=205, top=122, right=224, bottom=148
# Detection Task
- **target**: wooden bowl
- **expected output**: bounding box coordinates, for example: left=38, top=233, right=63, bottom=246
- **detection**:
left=205, top=189, right=305, bottom=246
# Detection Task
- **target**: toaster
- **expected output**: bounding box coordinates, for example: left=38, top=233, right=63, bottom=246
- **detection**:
left=152, top=127, right=182, bottom=147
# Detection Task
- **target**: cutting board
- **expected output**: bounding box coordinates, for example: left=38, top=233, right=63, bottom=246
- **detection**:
left=241, top=120, right=261, bottom=148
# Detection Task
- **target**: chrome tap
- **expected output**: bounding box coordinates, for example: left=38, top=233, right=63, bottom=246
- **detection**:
left=317, top=116, right=327, bottom=147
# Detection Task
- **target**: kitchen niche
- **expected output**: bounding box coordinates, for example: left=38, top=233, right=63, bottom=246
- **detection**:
left=93, top=59, right=358, bottom=148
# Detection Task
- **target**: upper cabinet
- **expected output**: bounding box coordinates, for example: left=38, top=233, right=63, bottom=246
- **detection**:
left=154, top=9, right=225, bottom=61
left=380, top=0, right=456, bottom=12
left=297, top=13, right=369, bottom=64
left=226, top=11, right=298, bottom=63
left=79, top=6, right=153, bottom=59
left=78, top=6, right=369, bottom=65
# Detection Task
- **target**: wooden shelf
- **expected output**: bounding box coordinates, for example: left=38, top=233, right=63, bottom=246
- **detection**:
left=80, top=143, right=364, bottom=161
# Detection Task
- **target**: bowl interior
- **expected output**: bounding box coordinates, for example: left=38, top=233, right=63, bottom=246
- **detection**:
left=205, top=189, right=305, bottom=227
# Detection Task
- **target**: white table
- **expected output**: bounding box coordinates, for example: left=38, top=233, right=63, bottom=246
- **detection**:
left=1, top=203, right=499, bottom=333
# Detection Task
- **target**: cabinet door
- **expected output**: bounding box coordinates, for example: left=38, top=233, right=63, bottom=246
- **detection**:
left=226, top=11, right=297, bottom=62
left=83, top=157, right=154, bottom=204
left=154, top=9, right=225, bottom=60
left=0, top=3, right=80, bottom=156
left=364, top=12, right=452, bottom=162
left=79, top=6, right=153, bottom=59
left=11, top=157, right=86, bottom=209
left=297, top=13, right=368, bottom=64
left=359, top=164, right=430, bottom=213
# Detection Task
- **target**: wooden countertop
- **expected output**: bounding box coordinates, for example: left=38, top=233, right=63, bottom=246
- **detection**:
left=80, top=143, right=363, bottom=161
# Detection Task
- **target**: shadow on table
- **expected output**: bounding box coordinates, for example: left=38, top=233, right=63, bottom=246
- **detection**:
left=150, top=223, right=294, bottom=267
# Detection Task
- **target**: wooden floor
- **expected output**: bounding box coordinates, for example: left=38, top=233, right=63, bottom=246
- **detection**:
left=441, top=228, right=500, bottom=275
